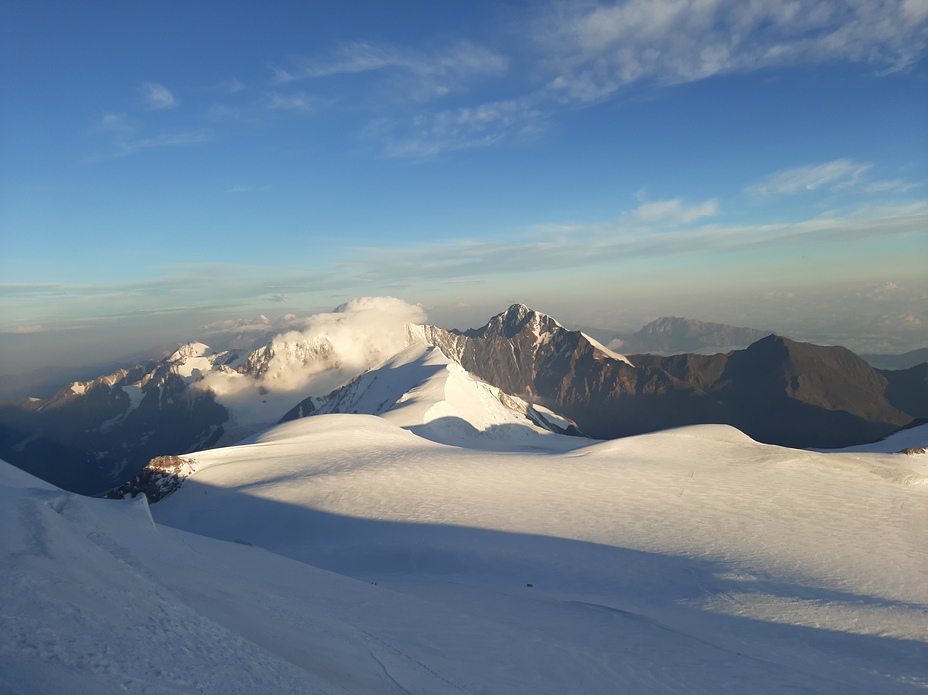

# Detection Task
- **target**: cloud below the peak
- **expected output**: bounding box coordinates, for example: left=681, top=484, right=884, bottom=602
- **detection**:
left=193, top=297, right=428, bottom=424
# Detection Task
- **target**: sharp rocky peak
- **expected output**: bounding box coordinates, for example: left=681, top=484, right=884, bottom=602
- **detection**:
left=480, top=303, right=562, bottom=339
left=168, top=342, right=213, bottom=362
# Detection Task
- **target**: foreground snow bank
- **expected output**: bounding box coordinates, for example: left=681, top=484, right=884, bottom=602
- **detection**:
left=822, top=422, right=928, bottom=454
left=156, top=416, right=927, bottom=693
left=3, top=412, right=927, bottom=694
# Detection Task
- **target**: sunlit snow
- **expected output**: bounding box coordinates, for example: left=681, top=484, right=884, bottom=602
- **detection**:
left=3, top=348, right=926, bottom=694
left=581, top=331, right=635, bottom=366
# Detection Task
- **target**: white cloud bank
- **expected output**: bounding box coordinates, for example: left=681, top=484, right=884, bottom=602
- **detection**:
left=195, top=297, right=427, bottom=429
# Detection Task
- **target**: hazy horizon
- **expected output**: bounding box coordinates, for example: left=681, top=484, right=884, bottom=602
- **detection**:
left=2, top=1, right=926, bottom=376
left=2, top=294, right=926, bottom=382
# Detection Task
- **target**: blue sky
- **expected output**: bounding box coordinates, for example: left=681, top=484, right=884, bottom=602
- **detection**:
left=1, top=0, right=927, bottom=375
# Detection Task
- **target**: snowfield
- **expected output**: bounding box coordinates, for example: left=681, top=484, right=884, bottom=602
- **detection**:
left=2, top=350, right=927, bottom=693
left=1, top=418, right=924, bottom=693
left=823, top=422, right=928, bottom=454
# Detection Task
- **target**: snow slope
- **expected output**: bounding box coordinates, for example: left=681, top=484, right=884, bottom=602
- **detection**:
left=8, top=458, right=686, bottom=695
left=309, top=344, right=585, bottom=451
left=581, top=331, right=635, bottom=366
left=149, top=415, right=928, bottom=694
left=823, top=422, right=928, bottom=453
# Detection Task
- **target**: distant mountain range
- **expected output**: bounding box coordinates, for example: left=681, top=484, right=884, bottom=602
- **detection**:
left=1, top=304, right=924, bottom=494
left=422, top=305, right=917, bottom=449
left=610, top=316, right=772, bottom=355
left=0, top=353, right=228, bottom=495
left=860, top=348, right=928, bottom=371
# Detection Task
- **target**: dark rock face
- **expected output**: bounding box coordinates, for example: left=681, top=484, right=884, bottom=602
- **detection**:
left=617, top=316, right=771, bottom=354
left=423, top=306, right=914, bottom=449
left=425, top=304, right=637, bottom=405
left=104, top=455, right=197, bottom=503
left=880, top=363, right=928, bottom=419
left=280, top=396, right=320, bottom=423
left=707, top=335, right=911, bottom=448
left=861, top=348, right=928, bottom=371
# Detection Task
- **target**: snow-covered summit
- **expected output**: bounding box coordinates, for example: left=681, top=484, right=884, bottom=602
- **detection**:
left=168, top=341, right=212, bottom=362
left=168, top=341, right=220, bottom=379
left=480, top=303, right=564, bottom=340
left=237, top=333, right=336, bottom=381
left=292, top=343, right=585, bottom=451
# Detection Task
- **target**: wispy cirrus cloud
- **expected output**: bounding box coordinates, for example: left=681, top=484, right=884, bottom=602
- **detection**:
left=85, top=4, right=928, bottom=165
left=342, top=201, right=928, bottom=284
left=373, top=97, right=546, bottom=158
left=747, top=159, right=873, bottom=195
left=0, top=265, right=348, bottom=328
left=204, top=94, right=317, bottom=124
left=1, top=324, right=46, bottom=335
left=264, top=91, right=314, bottom=111
left=213, top=78, right=246, bottom=94
left=115, top=131, right=212, bottom=156
left=284, top=40, right=508, bottom=103
left=864, top=178, right=922, bottom=194
left=352, top=2, right=928, bottom=158
left=301, top=40, right=506, bottom=81
left=92, top=112, right=211, bottom=157
left=140, top=82, right=178, bottom=110
left=539, top=0, right=928, bottom=102
left=628, top=198, right=718, bottom=225
left=267, top=63, right=299, bottom=85
left=5, top=202, right=924, bottom=361
left=194, top=3, right=926, bottom=160
left=97, top=112, right=135, bottom=137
